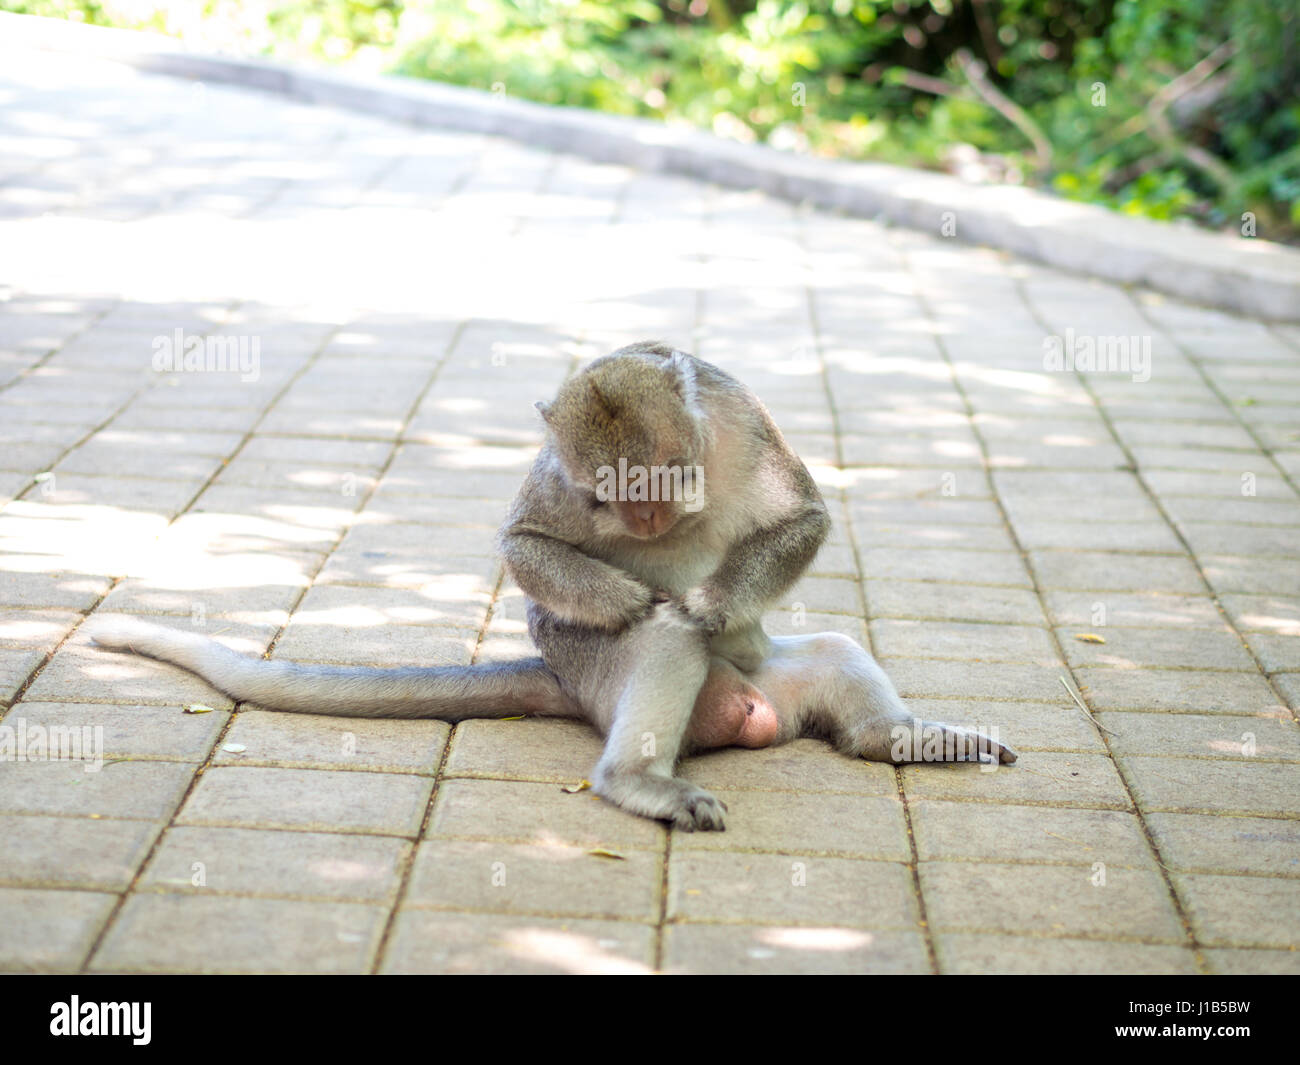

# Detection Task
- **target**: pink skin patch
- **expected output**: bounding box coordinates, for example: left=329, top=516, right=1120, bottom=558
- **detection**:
left=687, top=661, right=779, bottom=750
left=731, top=688, right=779, bottom=748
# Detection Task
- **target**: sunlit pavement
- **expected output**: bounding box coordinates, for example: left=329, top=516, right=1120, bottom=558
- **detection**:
left=1, top=48, right=1298, bottom=975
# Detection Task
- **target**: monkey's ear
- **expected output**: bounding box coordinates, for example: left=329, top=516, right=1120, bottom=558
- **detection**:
left=535, top=401, right=552, bottom=423
left=587, top=380, right=615, bottom=417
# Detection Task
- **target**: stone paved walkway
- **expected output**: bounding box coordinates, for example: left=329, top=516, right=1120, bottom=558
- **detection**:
left=1, top=49, right=1298, bottom=975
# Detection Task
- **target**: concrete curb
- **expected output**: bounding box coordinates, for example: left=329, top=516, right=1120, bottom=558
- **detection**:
left=4, top=12, right=1298, bottom=321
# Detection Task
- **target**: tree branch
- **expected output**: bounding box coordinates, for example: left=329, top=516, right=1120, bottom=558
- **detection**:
left=952, top=49, right=1052, bottom=171
left=1099, top=41, right=1237, bottom=152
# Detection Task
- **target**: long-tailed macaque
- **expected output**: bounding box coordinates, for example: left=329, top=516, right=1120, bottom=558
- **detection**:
left=91, top=342, right=1015, bottom=830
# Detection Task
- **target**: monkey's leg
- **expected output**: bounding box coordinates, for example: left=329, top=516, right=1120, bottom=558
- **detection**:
left=748, top=633, right=1018, bottom=765
left=707, top=621, right=772, bottom=675
left=537, top=602, right=728, bottom=830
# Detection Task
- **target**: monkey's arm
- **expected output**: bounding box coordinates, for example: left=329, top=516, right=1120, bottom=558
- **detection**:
left=500, top=526, right=655, bottom=631
left=681, top=494, right=830, bottom=632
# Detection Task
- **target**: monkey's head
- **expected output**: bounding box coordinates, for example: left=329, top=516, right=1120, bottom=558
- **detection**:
left=538, top=348, right=709, bottom=540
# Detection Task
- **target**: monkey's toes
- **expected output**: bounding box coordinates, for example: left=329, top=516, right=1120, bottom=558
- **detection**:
left=676, top=792, right=728, bottom=832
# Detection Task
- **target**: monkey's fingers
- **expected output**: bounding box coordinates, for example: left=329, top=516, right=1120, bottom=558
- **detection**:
left=679, top=792, right=728, bottom=832
left=916, top=721, right=1019, bottom=765
left=594, top=773, right=728, bottom=831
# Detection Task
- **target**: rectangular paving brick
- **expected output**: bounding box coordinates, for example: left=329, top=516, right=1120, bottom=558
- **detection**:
left=850, top=521, right=1013, bottom=552
left=98, top=576, right=306, bottom=620
left=1273, top=672, right=1300, bottom=711
left=934, top=933, right=1197, bottom=974
left=1058, top=627, right=1256, bottom=671
left=1043, top=591, right=1227, bottom=630
left=776, top=576, right=862, bottom=616
left=214, top=710, right=449, bottom=773
left=1145, top=813, right=1300, bottom=877
left=761, top=609, right=868, bottom=643
left=902, top=752, right=1131, bottom=809
left=442, top=719, right=605, bottom=783
left=668, top=851, right=917, bottom=929
left=406, top=839, right=661, bottom=921
left=427, top=778, right=664, bottom=851
left=0, top=815, right=161, bottom=891
left=5, top=700, right=228, bottom=762
left=663, top=925, right=930, bottom=975
left=849, top=498, right=1002, bottom=526
left=0, top=647, right=42, bottom=704
left=1203, top=556, right=1300, bottom=596
left=1203, top=948, right=1300, bottom=975
left=178, top=766, right=432, bottom=836
left=870, top=619, right=1060, bottom=664
left=1029, top=551, right=1205, bottom=594
left=1098, top=710, right=1300, bottom=760
left=379, top=910, right=656, bottom=975
left=672, top=791, right=909, bottom=860
left=680, top=739, right=899, bottom=795
left=859, top=548, right=1032, bottom=587
left=0, top=759, right=195, bottom=820
left=921, top=861, right=1185, bottom=941
left=0, top=887, right=118, bottom=972
left=1175, top=873, right=1300, bottom=949
left=1121, top=755, right=1300, bottom=817
left=90, top=894, right=388, bottom=973
left=864, top=580, right=1048, bottom=625
left=0, top=608, right=83, bottom=655
left=0, top=571, right=112, bottom=611
left=884, top=659, right=1066, bottom=701
left=1181, top=522, right=1298, bottom=559
left=1220, top=594, right=1300, bottom=634
left=138, top=825, right=409, bottom=902
left=1073, top=667, right=1277, bottom=712
left=1244, top=633, right=1300, bottom=672
left=289, top=581, right=488, bottom=633
left=904, top=698, right=1106, bottom=753
left=22, top=643, right=234, bottom=707
left=910, top=800, right=1152, bottom=866
left=271, top=619, right=476, bottom=668
left=1013, top=521, right=1183, bottom=553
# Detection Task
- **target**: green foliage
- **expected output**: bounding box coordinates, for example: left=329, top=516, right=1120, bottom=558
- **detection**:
left=4, top=0, right=1296, bottom=238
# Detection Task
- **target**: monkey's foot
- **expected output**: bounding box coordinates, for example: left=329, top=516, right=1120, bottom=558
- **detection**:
left=852, top=719, right=1019, bottom=766
left=593, top=771, right=728, bottom=831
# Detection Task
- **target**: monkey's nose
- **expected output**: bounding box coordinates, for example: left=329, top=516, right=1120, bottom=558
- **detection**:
left=633, top=503, right=656, bottom=528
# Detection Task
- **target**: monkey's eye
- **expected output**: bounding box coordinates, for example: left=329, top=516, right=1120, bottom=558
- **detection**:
left=585, top=490, right=608, bottom=509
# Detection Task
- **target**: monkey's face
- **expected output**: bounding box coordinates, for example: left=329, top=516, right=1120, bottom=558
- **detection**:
left=540, top=361, right=707, bottom=541
left=578, top=430, right=699, bottom=541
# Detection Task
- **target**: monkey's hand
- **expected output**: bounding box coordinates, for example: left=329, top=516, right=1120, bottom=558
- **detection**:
left=555, top=572, right=658, bottom=632
left=601, top=577, right=660, bottom=631
left=676, top=586, right=727, bottom=636
left=500, top=529, right=658, bottom=632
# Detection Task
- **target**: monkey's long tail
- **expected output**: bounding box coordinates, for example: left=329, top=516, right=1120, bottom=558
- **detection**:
left=87, top=617, right=571, bottom=720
